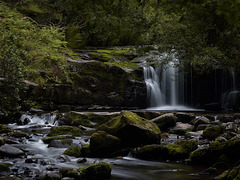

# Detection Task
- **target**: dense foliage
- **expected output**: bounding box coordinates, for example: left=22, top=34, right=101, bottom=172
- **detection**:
left=1, top=0, right=240, bottom=113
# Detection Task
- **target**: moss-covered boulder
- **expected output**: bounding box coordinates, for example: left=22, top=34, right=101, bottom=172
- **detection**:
left=0, top=163, right=12, bottom=176
left=78, top=162, right=112, bottom=179
left=188, top=138, right=240, bottom=165
left=0, top=124, right=12, bottom=134
left=218, top=164, right=240, bottom=180
left=60, top=168, right=81, bottom=179
left=48, top=139, right=75, bottom=148
left=151, top=113, right=177, bottom=130
left=134, top=145, right=168, bottom=160
left=42, top=136, right=69, bottom=144
left=47, top=126, right=83, bottom=137
left=11, top=131, right=28, bottom=138
left=98, top=111, right=161, bottom=147
left=64, top=146, right=82, bottom=157
left=175, top=112, right=195, bottom=123
left=202, top=125, right=224, bottom=140
left=90, top=131, right=121, bottom=157
left=166, top=140, right=198, bottom=160
left=61, top=111, right=119, bottom=127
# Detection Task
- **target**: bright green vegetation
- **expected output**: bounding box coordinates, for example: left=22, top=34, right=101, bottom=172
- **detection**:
left=1, top=0, right=240, bottom=115
left=218, top=164, right=240, bottom=180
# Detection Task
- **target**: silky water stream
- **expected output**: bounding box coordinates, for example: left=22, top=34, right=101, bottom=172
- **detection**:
left=3, top=112, right=216, bottom=179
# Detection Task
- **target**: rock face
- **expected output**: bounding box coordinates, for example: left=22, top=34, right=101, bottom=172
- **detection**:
left=98, top=111, right=161, bottom=147
left=90, top=131, right=121, bottom=157
left=40, top=60, right=146, bottom=109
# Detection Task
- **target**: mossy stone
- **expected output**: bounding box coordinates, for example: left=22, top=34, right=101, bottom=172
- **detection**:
left=42, top=136, right=68, bottom=144
left=202, top=126, right=223, bottom=140
left=80, top=144, right=91, bottom=157
left=166, top=140, right=198, bottom=160
left=218, top=164, right=240, bottom=180
left=134, top=144, right=168, bottom=160
left=11, top=131, right=28, bottom=138
left=0, top=137, right=6, bottom=146
left=78, top=162, right=112, bottom=179
left=60, top=167, right=81, bottom=179
left=90, top=131, right=121, bottom=157
left=64, top=146, right=82, bottom=157
left=0, top=163, right=12, bottom=176
left=0, top=124, right=12, bottom=134
left=169, top=129, right=187, bottom=135
left=98, top=111, right=161, bottom=147
left=62, top=111, right=93, bottom=127
left=47, top=126, right=83, bottom=137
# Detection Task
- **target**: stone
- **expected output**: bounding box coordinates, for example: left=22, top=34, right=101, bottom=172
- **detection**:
left=133, top=144, right=168, bottom=160
left=0, top=163, right=12, bottom=176
left=64, top=146, right=82, bottom=158
left=166, top=140, right=198, bottom=160
left=90, top=131, right=121, bottom=157
left=175, top=112, right=195, bottom=123
left=202, top=125, right=224, bottom=140
left=217, top=164, right=240, bottom=180
left=193, top=116, right=210, bottom=129
left=98, top=111, right=161, bottom=147
left=48, top=139, right=77, bottom=148
left=0, top=144, right=24, bottom=157
left=151, top=113, right=177, bottom=130
left=47, top=126, right=83, bottom=137
left=0, top=137, right=6, bottom=146
left=0, top=124, right=12, bottom=134
left=60, top=168, right=81, bottom=179
left=78, top=162, right=112, bottom=179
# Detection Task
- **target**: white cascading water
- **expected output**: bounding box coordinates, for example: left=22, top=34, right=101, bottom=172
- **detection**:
left=143, top=53, right=190, bottom=110
left=221, top=71, right=240, bottom=110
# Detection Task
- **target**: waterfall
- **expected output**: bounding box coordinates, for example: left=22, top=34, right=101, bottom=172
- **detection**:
left=143, top=53, right=189, bottom=110
left=221, top=70, right=240, bottom=110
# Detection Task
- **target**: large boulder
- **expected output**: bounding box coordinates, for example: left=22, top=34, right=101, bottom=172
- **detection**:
left=192, top=116, right=211, bottom=130
left=98, top=111, right=161, bottom=147
left=90, top=131, right=121, bottom=157
left=151, top=113, right=177, bottom=130
left=0, top=124, right=12, bottom=134
left=0, top=144, right=24, bottom=157
left=188, top=138, right=240, bottom=165
left=202, top=125, right=224, bottom=140
left=175, top=112, right=195, bottom=123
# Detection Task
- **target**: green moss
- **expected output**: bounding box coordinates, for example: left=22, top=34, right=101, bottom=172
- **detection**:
left=81, top=144, right=91, bottom=157
left=64, top=146, right=82, bottom=157
left=0, top=137, right=6, bottom=146
left=0, top=124, right=13, bottom=134
left=0, top=163, right=12, bottom=172
left=31, top=129, right=45, bottom=133
left=166, top=140, right=198, bottom=160
left=135, top=145, right=168, bottom=160
left=61, top=139, right=72, bottom=145
left=11, top=131, right=28, bottom=138
left=218, top=165, right=240, bottom=180
left=202, top=126, right=223, bottom=140
left=78, top=162, right=112, bottom=178
left=47, top=126, right=83, bottom=137
left=63, top=111, right=93, bottom=127
left=42, top=136, right=68, bottom=144
left=60, top=168, right=80, bottom=179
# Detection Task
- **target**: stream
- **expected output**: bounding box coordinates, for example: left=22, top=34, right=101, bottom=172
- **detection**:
left=2, top=112, right=217, bottom=180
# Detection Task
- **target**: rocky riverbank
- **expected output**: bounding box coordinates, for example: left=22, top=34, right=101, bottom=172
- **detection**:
left=0, top=110, right=240, bottom=179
